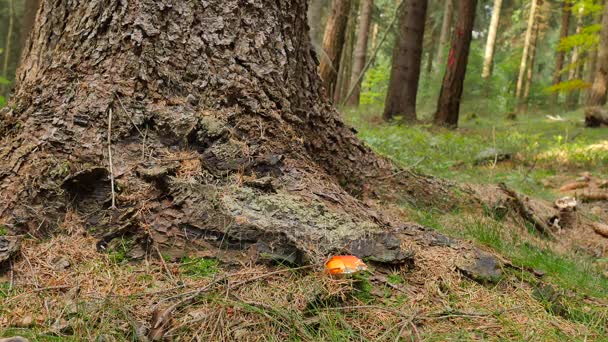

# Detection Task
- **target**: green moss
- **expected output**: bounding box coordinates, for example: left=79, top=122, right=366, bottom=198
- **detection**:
left=179, top=256, right=219, bottom=278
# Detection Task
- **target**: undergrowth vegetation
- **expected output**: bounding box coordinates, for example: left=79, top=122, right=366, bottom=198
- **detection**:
left=345, top=106, right=608, bottom=200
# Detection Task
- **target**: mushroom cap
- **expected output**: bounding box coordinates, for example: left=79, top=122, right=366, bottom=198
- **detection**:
left=325, top=255, right=368, bottom=275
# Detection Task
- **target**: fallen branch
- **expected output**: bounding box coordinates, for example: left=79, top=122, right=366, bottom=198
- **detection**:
left=592, top=222, right=608, bottom=238
left=498, top=183, right=556, bottom=240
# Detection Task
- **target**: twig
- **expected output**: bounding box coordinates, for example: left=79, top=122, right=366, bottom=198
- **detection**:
left=340, top=0, right=405, bottom=106
left=115, top=93, right=144, bottom=137
left=378, top=156, right=426, bottom=180
left=107, top=108, right=117, bottom=210
left=154, top=244, right=175, bottom=282
left=491, top=126, right=498, bottom=169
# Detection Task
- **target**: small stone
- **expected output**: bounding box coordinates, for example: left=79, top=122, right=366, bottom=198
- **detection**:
left=53, top=257, right=71, bottom=271
left=0, top=337, right=29, bottom=342
left=473, top=148, right=511, bottom=165
left=456, top=250, right=502, bottom=284
left=15, top=315, right=33, bottom=328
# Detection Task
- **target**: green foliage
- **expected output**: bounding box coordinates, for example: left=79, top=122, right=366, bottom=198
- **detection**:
left=179, top=256, right=219, bottom=278
left=546, top=79, right=590, bottom=94
left=558, top=24, right=601, bottom=53
left=360, top=56, right=391, bottom=106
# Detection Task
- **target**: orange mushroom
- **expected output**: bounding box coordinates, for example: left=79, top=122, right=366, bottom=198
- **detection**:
left=324, top=255, right=368, bottom=275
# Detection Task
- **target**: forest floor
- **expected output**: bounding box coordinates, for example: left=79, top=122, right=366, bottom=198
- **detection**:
left=2, top=108, right=608, bottom=341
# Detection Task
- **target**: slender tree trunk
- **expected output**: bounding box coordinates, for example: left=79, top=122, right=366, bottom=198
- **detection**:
left=0, top=0, right=466, bottom=265
left=552, top=1, right=571, bottom=105
left=334, top=2, right=359, bottom=104
left=482, top=0, right=502, bottom=79
left=567, top=7, right=584, bottom=110
left=370, top=22, right=379, bottom=49
left=347, top=0, right=374, bottom=107
left=522, top=20, right=540, bottom=113
left=20, top=0, right=41, bottom=50
left=433, top=0, right=477, bottom=128
left=435, top=0, right=453, bottom=73
left=587, top=0, right=608, bottom=107
left=308, top=0, right=324, bottom=53
left=319, top=0, right=352, bottom=99
left=515, top=0, right=538, bottom=109
left=1, top=0, right=15, bottom=95
left=383, top=0, right=429, bottom=122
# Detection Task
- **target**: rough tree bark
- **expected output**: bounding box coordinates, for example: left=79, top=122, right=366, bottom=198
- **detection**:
left=587, top=0, right=608, bottom=108
left=481, top=0, right=502, bottom=80
left=433, top=0, right=477, bottom=128
left=1, top=0, right=15, bottom=95
left=552, top=0, right=571, bottom=105
left=347, top=0, right=374, bottom=107
left=435, top=0, right=453, bottom=74
left=515, top=0, right=538, bottom=109
left=319, top=0, right=352, bottom=99
left=0, top=0, right=467, bottom=266
left=383, top=0, right=428, bottom=122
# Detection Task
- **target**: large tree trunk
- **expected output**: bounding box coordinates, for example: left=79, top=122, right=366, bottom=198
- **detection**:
left=383, top=0, right=428, bottom=122
left=1, top=0, right=15, bottom=95
left=0, top=0, right=463, bottom=265
left=319, top=0, right=352, bottom=99
left=433, top=0, right=477, bottom=128
left=347, top=0, right=374, bottom=107
left=435, top=0, right=453, bottom=74
left=481, top=0, right=502, bottom=80
left=587, top=0, right=608, bottom=108
left=515, top=0, right=538, bottom=109
left=552, top=1, right=571, bottom=105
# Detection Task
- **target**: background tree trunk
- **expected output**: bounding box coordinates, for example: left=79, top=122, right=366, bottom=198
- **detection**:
left=566, top=6, right=584, bottom=110
left=435, top=0, right=453, bottom=74
left=319, top=0, right=352, bottom=99
left=433, top=0, right=477, bottom=128
left=515, top=0, right=538, bottom=109
left=383, top=0, right=428, bottom=122
left=481, top=0, right=502, bottom=80
left=1, top=0, right=15, bottom=95
left=347, top=0, right=374, bottom=107
left=552, top=0, right=571, bottom=105
left=587, top=0, right=608, bottom=107
left=0, top=0, right=459, bottom=264
left=308, top=0, right=324, bottom=53
left=522, top=19, right=540, bottom=113
left=334, top=2, right=358, bottom=104
left=20, top=0, right=41, bottom=50
left=370, top=22, right=379, bottom=49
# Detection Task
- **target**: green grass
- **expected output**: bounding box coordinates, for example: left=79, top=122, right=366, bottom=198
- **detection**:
left=409, top=207, right=608, bottom=300
left=345, top=106, right=608, bottom=199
